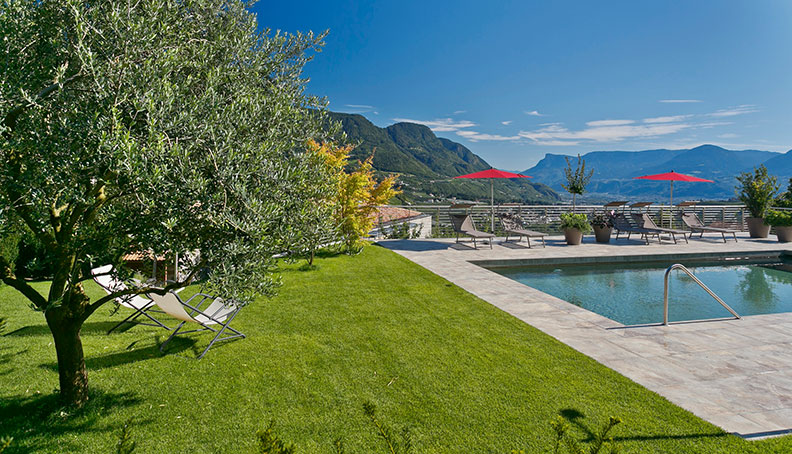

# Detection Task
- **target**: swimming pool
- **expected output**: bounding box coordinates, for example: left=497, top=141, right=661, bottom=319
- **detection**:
left=485, top=252, right=792, bottom=325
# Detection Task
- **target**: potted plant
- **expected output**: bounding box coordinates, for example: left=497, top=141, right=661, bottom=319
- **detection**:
left=589, top=211, right=614, bottom=243
left=764, top=210, right=792, bottom=242
left=560, top=213, right=591, bottom=245
left=736, top=165, right=779, bottom=238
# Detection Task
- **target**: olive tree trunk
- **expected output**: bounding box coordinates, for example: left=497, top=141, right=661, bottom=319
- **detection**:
left=45, top=306, right=89, bottom=406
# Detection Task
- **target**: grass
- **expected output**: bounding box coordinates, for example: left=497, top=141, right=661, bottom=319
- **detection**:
left=1, top=245, right=792, bottom=452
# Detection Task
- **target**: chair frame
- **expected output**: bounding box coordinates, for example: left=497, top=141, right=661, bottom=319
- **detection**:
left=153, top=291, right=245, bottom=359
left=449, top=214, right=494, bottom=249
left=681, top=212, right=738, bottom=243
left=498, top=213, right=546, bottom=247
left=92, top=266, right=171, bottom=334
left=612, top=214, right=660, bottom=244
left=632, top=213, right=690, bottom=244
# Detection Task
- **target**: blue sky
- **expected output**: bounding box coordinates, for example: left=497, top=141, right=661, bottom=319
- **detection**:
left=256, top=0, right=792, bottom=170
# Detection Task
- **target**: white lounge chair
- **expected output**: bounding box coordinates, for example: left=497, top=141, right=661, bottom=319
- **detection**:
left=148, top=291, right=245, bottom=359
left=92, top=265, right=171, bottom=333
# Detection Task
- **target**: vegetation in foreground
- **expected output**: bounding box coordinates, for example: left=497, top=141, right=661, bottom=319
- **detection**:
left=2, top=246, right=792, bottom=452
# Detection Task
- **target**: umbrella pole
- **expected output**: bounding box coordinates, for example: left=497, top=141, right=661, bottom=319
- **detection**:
left=669, top=181, right=674, bottom=228
left=491, top=179, right=495, bottom=234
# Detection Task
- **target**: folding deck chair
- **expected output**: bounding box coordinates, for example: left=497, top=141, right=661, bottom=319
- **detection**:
left=449, top=214, right=494, bottom=249
left=148, top=291, right=245, bottom=359
left=681, top=213, right=738, bottom=243
left=498, top=213, right=546, bottom=247
left=632, top=213, right=690, bottom=244
left=92, top=265, right=171, bottom=334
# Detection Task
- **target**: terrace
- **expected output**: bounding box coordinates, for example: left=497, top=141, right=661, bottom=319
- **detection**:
left=381, top=230, right=792, bottom=439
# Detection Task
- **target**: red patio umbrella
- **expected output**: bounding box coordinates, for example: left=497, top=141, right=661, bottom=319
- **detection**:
left=454, top=168, right=532, bottom=232
left=633, top=170, right=714, bottom=226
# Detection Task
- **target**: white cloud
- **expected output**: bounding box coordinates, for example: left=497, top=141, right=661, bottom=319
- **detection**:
left=455, top=130, right=520, bottom=142
left=718, top=133, right=739, bottom=139
left=518, top=121, right=693, bottom=145
left=392, top=117, right=476, bottom=132
left=586, top=119, right=634, bottom=127
left=342, top=104, right=377, bottom=114
left=708, top=105, right=759, bottom=117
left=501, top=120, right=513, bottom=125
left=524, top=110, right=545, bottom=116
left=659, top=99, right=702, bottom=103
left=643, top=115, right=691, bottom=124
left=453, top=110, right=467, bottom=115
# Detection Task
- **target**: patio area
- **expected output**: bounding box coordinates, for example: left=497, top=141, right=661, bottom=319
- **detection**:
left=380, top=233, right=792, bottom=439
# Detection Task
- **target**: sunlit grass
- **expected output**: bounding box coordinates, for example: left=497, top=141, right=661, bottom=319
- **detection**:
left=0, top=245, right=790, bottom=452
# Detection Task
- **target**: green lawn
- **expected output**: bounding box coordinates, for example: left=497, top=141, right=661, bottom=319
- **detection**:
left=1, top=245, right=791, bottom=453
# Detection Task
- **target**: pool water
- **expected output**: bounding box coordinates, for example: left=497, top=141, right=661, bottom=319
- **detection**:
left=491, top=258, right=792, bottom=325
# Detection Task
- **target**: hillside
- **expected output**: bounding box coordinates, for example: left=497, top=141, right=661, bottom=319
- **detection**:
left=329, top=112, right=560, bottom=204
left=523, top=144, right=788, bottom=202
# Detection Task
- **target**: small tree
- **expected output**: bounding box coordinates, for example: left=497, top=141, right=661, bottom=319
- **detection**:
left=0, top=0, right=333, bottom=405
left=314, top=143, right=399, bottom=251
left=561, top=154, right=593, bottom=211
left=736, top=165, right=779, bottom=218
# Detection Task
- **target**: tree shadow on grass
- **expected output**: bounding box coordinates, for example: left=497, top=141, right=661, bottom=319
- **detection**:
left=0, top=389, right=144, bottom=453
left=558, top=407, right=730, bottom=445
left=4, top=320, right=144, bottom=337
left=38, top=336, right=197, bottom=372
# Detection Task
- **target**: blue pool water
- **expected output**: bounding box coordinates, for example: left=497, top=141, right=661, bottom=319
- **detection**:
left=490, top=257, right=792, bottom=325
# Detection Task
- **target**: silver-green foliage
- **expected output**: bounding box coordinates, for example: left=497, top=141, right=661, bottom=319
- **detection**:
left=561, top=154, right=593, bottom=210
left=0, top=0, right=336, bottom=403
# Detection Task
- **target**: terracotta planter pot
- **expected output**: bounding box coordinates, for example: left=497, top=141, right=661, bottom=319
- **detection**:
left=563, top=228, right=584, bottom=245
left=746, top=217, right=770, bottom=238
left=592, top=225, right=612, bottom=243
left=775, top=226, right=792, bottom=243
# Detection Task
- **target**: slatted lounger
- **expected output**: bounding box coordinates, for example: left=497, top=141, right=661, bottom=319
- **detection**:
left=498, top=213, right=546, bottom=247
left=681, top=213, right=738, bottom=242
left=450, top=214, right=494, bottom=249
left=632, top=213, right=690, bottom=244
left=612, top=214, right=660, bottom=244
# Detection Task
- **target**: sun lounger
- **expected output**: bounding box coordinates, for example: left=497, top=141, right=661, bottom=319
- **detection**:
left=92, top=265, right=171, bottom=333
left=148, top=290, right=245, bottom=359
left=450, top=214, right=494, bottom=249
left=498, top=213, right=546, bottom=247
left=612, top=214, right=660, bottom=244
left=681, top=213, right=738, bottom=242
left=632, top=213, right=690, bottom=244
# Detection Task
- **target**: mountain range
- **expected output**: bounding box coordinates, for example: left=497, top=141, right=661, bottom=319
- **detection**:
left=329, top=111, right=792, bottom=204
left=523, top=144, right=792, bottom=202
left=330, top=112, right=560, bottom=204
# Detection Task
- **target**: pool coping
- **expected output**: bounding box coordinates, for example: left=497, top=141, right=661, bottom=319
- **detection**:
left=379, top=235, right=792, bottom=439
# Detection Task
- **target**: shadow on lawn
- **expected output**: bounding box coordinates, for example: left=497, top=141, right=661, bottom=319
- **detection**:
left=38, top=336, right=197, bottom=372
left=4, top=320, right=142, bottom=337
left=558, top=408, right=729, bottom=444
left=0, top=389, right=143, bottom=453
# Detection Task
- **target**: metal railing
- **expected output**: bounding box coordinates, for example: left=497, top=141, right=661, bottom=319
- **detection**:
left=394, top=204, right=749, bottom=237
left=663, top=264, right=740, bottom=325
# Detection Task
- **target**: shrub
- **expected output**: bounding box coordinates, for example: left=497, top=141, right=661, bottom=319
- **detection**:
left=764, top=210, right=792, bottom=227
left=736, top=165, right=779, bottom=218
left=560, top=213, right=592, bottom=233
left=588, top=211, right=614, bottom=229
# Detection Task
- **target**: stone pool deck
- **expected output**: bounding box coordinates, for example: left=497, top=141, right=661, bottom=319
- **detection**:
left=379, top=233, right=792, bottom=439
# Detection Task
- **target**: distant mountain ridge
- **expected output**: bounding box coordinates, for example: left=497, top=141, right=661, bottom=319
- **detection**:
left=523, top=144, right=791, bottom=202
left=330, top=112, right=560, bottom=204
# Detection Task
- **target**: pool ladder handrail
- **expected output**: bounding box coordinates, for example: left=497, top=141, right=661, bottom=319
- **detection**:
left=663, top=264, right=741, bottom=325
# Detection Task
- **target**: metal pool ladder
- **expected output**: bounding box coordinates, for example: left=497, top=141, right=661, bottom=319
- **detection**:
left=663, top=264, right=741, bottom=325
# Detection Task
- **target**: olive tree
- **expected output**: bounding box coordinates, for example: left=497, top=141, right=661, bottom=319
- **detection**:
left=0, top=0, right=334, bottom=405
